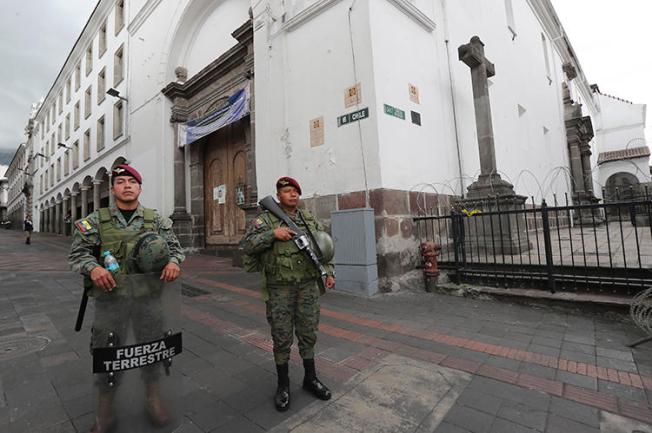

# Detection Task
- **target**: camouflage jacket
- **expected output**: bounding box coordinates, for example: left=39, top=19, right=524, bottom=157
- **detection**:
left=240, top=208, right=334, bottom=298
left=68, top=202, right=185, bottom=276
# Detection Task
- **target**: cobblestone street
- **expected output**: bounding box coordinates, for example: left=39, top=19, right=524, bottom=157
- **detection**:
left=1, top=229, right=652, bottom=432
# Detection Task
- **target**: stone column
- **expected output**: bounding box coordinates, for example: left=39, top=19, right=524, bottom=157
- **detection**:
left=70, top=193, right=78, bottom=226
left=93, top=180, right=101, bottom=212
left=81, top=186, right=89, bottom=217
left=562, top=84, right=602, bottom=224
left=61, top=198, right=68, bottom=235
left=170, top=109, right=193, bottom=248
left=457, top=36, right=529, bottom=254
left=55, top=200, right=61, bottom=235
left=48, top=206, right=54, bottom=233
left=458, top=36, right=517, bottom=198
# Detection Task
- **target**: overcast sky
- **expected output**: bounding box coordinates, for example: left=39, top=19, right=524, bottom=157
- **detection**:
left=0, top=1, right=649, bottom=155
left=551, top=0, right=651, bottom=142
left=0, top=0, right=97, bottom=154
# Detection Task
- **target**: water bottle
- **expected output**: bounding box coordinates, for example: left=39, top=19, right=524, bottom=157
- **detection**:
left=103, top=251, right=120, bottom=273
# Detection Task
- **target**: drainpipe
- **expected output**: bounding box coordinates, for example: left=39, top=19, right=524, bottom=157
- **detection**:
left=441, top=0, right=465, bottom=198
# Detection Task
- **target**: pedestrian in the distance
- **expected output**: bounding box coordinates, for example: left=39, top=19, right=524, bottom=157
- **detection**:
left=240, top=176, right=336, bottom=412
left=24, top=215, right=33, bottom=245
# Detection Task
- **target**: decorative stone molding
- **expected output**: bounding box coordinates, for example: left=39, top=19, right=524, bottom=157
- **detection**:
left=281, top=0, right=343, bottom=33
left=386, top=0, right=436, bottom=32
left=128, top=0, right=164, bottom=35
left=280, top=0, right=435, bottom=34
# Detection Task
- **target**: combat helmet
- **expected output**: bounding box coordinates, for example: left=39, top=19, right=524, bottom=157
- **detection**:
left=312, top=231, right=334, bottom=263
left=132, top=232, right=170, bottom=273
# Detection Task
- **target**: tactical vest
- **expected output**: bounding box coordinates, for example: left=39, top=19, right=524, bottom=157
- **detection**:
left=260, top=212, right=321, bottom=286
left=98, top=207, right=156, bottom=276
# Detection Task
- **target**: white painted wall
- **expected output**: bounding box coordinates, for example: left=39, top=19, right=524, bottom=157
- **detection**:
left=253, top=0, right=382, bottom=200
left=254, top=0, right=576, bottom=203
left=593, top=92, right=649, bottom=190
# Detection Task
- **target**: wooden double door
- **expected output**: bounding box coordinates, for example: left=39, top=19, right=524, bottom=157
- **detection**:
left=203, top=123, right=248, bottom=245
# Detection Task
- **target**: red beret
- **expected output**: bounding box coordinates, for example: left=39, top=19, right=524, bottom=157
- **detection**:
left=276, top=176, right=301, bottom=195
left=111, top=164, right=142, bottom=184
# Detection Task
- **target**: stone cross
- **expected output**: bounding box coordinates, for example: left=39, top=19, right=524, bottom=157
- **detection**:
left=458, top=36, right=497, bottom=178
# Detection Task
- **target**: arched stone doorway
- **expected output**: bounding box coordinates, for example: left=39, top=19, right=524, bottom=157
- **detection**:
left=605, top=172, right=643, bottom=222
left=162, top=9, right=255, bottom=256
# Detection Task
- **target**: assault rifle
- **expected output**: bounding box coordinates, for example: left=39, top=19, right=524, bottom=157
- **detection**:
left=259, top=195, right=327, bottom=278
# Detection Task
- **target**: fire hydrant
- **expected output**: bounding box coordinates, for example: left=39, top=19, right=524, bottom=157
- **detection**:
left=420, top=242, right=441, bottom=277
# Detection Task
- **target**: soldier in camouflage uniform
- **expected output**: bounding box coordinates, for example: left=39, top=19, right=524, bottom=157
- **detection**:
left=240, top=176, right=335, bottom=412
left=68, top=164, right=185, bottom=433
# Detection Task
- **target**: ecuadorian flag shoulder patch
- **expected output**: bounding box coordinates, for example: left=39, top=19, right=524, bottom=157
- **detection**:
left=75, top=219, right=96, bottom=234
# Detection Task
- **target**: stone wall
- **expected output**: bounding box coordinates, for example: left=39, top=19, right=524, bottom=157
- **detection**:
left=301, top=188, right=452, bottom=293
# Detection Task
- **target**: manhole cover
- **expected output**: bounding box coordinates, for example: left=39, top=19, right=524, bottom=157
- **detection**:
left=0, top=336, right=50, bottom=361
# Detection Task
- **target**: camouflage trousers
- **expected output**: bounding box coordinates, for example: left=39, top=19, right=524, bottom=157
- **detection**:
left=265, top=280, right=321, bottom=364
left=91, top=291, right=164, bottom=391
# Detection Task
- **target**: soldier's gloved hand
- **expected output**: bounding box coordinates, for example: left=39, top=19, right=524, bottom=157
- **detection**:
left=90, top=266, right=117, bottom=292
left=161, top=262, right=181, bottom=282
left=273, top=227, right=296, bottom=241
left=325, top=276, right=336, bottom=289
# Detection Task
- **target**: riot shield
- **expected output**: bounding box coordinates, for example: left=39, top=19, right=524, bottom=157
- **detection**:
left=89, top=273, right=182, bottom=433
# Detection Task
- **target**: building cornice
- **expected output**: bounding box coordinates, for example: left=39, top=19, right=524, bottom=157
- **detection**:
left=280, top=0, right=342, bottom=33
left=128, top=0, right=163, bottom=35
left=278, top=0, right=435, bottom=34
left=386, top=0, right=436, bottom=32
left=527, top=0, right=598, bottom=113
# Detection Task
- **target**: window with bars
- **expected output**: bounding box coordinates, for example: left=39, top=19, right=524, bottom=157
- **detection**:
left=85, top=86, right=92, bottom=119
left=74, top=101, right=80, bottom=130
left=83, top=129, right=91, bottom=161
left=66, top=78, right=71, bottom=103
left=97, top=116, right=105, bottom=151
left=64, top=151, right=70, bottom=176
left=65, top=114, right=71, bottom=139
left=113, top=101, right=123, bottom=139
left=86, top=44, right=93, bottom=76
left=73, top=141, right=80, bottom=169
left=75, top=63, right=81, bottom=90
left=99, top=22, right=107, bottom=57
left=114, top=45, right=124, bottom=86
left=98, top=68, right=106, bottom=104
left=115, top=0, right=125, bottom=35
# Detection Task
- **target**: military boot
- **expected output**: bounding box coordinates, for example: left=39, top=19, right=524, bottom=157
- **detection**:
left=274, top=363, right=290, bottom=411
left=302, top=358, right=331, bottom=400
left=145, top=382, right=170, bottom=427
left=90, top=391, right=115, bottom=433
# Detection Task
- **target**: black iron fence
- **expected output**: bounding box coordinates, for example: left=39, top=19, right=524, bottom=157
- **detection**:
left=414, top=196, right=652, bottom=296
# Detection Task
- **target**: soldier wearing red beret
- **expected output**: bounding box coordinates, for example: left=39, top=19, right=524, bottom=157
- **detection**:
left=240, top=176, right=336, bottom=412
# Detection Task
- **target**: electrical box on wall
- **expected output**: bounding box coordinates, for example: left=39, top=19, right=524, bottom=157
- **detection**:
left=331, top=208, right=378, bottom=297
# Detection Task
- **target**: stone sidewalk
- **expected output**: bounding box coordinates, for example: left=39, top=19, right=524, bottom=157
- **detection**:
left=1, top=229, right=652, bottom=432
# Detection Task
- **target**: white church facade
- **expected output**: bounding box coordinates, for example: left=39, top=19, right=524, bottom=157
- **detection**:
left=23, top=0, right=648, bottom=291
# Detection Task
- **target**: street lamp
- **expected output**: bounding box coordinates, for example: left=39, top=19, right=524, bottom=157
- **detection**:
left=106, top=88, right=128, bottom=101
left=57, top=142, right=73, bottom=150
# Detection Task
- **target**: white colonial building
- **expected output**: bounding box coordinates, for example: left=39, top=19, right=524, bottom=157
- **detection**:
left=23, top=0, right=647, bottom=291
